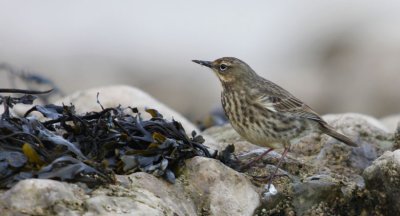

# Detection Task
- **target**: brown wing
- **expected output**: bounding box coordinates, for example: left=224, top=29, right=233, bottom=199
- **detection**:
left=253, top=78, right=358, bottom=147
left=255, top=94, right=324, bottom=123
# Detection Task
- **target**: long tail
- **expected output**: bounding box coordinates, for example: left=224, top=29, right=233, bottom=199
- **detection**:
left=320, top=124, right=358, bottom=147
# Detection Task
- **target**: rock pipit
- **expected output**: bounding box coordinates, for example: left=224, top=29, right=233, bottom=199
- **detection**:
left=193, top=57, right=357, bottom=187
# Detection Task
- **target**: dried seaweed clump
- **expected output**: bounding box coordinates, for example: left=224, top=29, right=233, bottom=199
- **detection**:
left=0, top=89, right=211, bottom=188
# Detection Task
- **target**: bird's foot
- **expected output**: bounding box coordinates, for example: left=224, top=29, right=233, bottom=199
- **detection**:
left=238, top=148, right=274, bottom=172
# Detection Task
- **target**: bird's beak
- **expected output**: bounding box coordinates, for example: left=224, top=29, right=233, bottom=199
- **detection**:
left=192, top=60, right=213, bottom=68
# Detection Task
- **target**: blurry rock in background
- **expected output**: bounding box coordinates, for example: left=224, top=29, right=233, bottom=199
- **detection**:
left=0, top=1, right=399, bottom=123
left=197, top=107, right=228, bottom=131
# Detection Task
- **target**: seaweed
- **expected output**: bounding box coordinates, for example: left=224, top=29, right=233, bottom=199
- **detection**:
left=0, top=88, right=213, bottom=188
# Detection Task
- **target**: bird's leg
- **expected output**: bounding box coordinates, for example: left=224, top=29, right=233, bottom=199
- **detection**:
left=239, top=148, right=274, bottom=171
left=267, top=147, right=289, bottom=190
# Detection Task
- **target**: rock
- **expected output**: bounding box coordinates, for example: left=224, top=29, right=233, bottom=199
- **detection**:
left=203, top=124, right=260, bottom=153
left=84, top=173, right=197, bottom=216
left=380, top=114, right=400, bottom=132
left=182, top=157, right=260, bottom=216
left=15, top=85, right=198, bottom=134
left=85, top=195, right=163, bottom=216
left=395, top=123, right=400, bottom=150
left=292, top=174, right=342, bottom=215
left=2, top=86, right=398, bottom=216
left=0, top=158, right=260, bottom=216
left=363, top=150, right=400, bottom=215
left=313, top=113, right=393, bottom=173
left=323, top=112, right=390, bottom=134
left=85, top=157, right=259, bottom=216
left=0, top=179, right=83, bottom=216
left=205, top=113, right=395, bottom=215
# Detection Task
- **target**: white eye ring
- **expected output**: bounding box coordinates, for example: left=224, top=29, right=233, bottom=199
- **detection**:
left=219, top=64, right=228, bottom=71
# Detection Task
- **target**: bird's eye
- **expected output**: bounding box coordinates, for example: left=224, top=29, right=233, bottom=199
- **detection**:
left=219, top=64, right=228, bottom=71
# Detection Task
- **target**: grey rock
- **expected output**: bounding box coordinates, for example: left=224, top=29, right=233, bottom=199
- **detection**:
left=0, top=159, right=259, bottom=216
left=292, top=175, right=341, bottom=215
left=320, top=113, right=393, bottom=172
left=380, top=114, right=400, bottom=132
left=0, top=179, right=83, bottom=216
left=363, top=150, right=400, bottom=215
left=84, top=157, right=259, bottom=216
left=86, top=173, right=197, bottom=216
left=0, top=162, right=260, bottom=216
left=2, top=85, right=399, bottom=215
left=316, top=113, right=394, bottom=173
left=84, top=195, right=165, bottom=216
left=394, top=122, right=400, bottom=150
left=205, top=113, right=395, bottom=215
left=323, top=113, right=389, bottom=133
left=182, top=157, right=260, bottom=216
left=203, top=124, right=260, bottom=153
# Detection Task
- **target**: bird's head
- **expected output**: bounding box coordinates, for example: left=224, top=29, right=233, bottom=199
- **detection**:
left=192, top=57, right=257, bottom=86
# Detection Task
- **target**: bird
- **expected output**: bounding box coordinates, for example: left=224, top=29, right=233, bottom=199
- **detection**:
left=192, top=57, right=357, bottom=188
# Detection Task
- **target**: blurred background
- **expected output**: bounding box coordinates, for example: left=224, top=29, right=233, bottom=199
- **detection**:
left=1, top=1, right=400, bottom=122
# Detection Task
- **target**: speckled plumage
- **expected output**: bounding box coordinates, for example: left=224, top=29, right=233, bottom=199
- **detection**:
left=221, top=87, right=310, bottom=149
left=193, top=56, right=357, bottom=187
left=193, top=57, right=357, bottom=151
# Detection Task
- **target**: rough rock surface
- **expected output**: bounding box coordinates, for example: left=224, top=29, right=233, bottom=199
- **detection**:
left=205, top=113, right=395, bottom=215
left=363, top=150, right=400, bottom=215
left=0, top=158, right=258, bottom=216
left=1, top=86, right=399, bottom=216
left=84, top=172, right=196, bottom=216
left=395, top=122, right=400, bottom=150
left=182, top=157, right=260, bottom=216
left=0, top=179, right=84, bottom=215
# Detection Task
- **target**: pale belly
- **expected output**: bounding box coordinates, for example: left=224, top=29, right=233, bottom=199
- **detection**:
left=221, top=91, right=312, bottom=149
left=231, top=122, right=285, bottom=149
